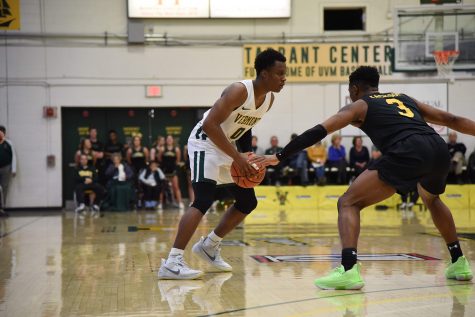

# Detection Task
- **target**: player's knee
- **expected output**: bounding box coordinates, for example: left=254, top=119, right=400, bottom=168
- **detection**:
left=190, top=182, right=216, bottom=214
left=337, top=193, right=362, bottom=211
left=234, top=196, right=258, bottom=214
left=191, top=198, right=214, bottom=214
left=337, top=194, right=350, bottom=210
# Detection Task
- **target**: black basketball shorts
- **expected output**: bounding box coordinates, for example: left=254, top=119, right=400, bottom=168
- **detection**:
left=368, top=133, right=450, bottom=195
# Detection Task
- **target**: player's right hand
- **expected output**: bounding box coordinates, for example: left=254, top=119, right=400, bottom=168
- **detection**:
left=234, top=154, right=259, bottom=178
left=249, top=154, right=279, bottom=167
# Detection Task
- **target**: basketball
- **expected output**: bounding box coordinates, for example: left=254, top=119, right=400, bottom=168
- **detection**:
left=230, top=161, right=266, bottom=188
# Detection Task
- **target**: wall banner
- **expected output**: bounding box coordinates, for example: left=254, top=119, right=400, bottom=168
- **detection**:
left=0, top=0, right=20, bottom=30
left=243, top=43, right=393, bottom=82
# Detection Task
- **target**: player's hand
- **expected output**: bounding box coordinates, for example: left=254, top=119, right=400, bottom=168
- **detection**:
left=249, top=154, right=279, bottom=167
left=234, top=153, right=259, bottom=178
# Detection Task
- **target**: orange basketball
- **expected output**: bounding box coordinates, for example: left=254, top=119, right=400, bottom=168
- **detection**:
left=230, top=161, right=266, bottom=188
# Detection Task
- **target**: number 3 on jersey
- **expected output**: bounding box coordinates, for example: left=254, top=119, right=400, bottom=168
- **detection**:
left=386, top=98, right=414, bottom=118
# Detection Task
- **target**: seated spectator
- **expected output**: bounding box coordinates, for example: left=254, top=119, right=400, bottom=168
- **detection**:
left=349, top=136, right=370, bottom=180
left=264, top=136, right=283, bottom=185
left=447, top=131, right=466, bottom=184
left=369, top=145, right=382, bottom=163
left=468, top=148, right=475, bottom=184
left=284, top=133, right=309, bottom=185
left=74, top=154, right=105, bottom=213
left=307, top=141, right=327, bottom=185
left=104, top=130, right=123, bottom=167
left=139, top=160, right=166, bottom=210
left=105, top=153, right=134, bottom=211
left=251, top=135, right=264, bottom=155
left=399, top=191, right=419, bottom=210
left=326, top=134, right=347, bottom=184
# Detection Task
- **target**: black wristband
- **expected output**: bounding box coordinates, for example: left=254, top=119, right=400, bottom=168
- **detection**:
left=277, top=124, right=328, bottom=162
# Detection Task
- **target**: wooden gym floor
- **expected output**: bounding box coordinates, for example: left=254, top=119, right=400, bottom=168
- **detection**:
left=0, top=206, right=474, bottom=317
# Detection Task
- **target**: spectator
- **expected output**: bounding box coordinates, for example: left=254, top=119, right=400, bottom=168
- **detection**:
left=399, top=191, right=419, bottom=210
left=467, top=148, right=475, bottom=184
left=89, top=127, right=104, bottom=167
left=150, top=135, right=165, bottom=162
left=139, top=160, right=166, bottom=210
left=74, top=154, right=105, bottom=213
left=127, top=135, right=149, bottom=208
left=349, top=136, right=370, bottom=180
left=89, top=127, right=106, bottom=184
left=159, top=135, right=185, bottom=210
left=75, top=138, right=95, bottom=167
left=0, top=125, right=16, bottom=217
left=307, top=141, right=327, bottom=185
left=105, top=153, right=134, bottom=211
left=264, top=136, right=283, bottom=185
left=126, top=135, right=149, bottom=176
left=285, top=133, right=309, bottom=185
left=326, top=134, right=347, bottom=184
left=251, top=135, right=264, bottom=155
left=447, top=131, right=466, bottom=183
left=370, top=145, right=382, bottom=163
left=104, top=130, right=124, bottom=167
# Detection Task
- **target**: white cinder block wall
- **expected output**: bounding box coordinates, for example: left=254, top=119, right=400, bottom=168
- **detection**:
left=1, top=0, right=474, bottom=207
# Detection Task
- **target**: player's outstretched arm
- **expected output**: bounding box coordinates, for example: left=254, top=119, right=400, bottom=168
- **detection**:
left=202, top=83, right=258, bottom=177
left=252, top=100, right=367, bottom=166
left=415, top=99, right=475, bottom=136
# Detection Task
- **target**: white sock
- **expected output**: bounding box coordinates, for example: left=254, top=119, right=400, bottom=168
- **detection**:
left=168, top=248, right=184, bottom=259
left=205, top=231, right=223, bottom=245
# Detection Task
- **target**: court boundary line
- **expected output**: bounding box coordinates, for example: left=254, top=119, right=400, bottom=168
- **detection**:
left=0, top=217, right=43, bottom=239
left=196, top=282, right=472, bottom=317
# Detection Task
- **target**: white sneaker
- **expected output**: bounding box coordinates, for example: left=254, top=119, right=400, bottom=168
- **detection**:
left=407, top=202, right=414, bottom=208
left=157, top=280, right=203, bottom=312
left=192, top=237, right=232, bottom=272
left=92, top=204, right=100, bottom=212
left=192, top=273, right=232, bottom=311
left=399, top=202, right=407, bottom=210
left=75, top=203, right=86, bottom=213
left=158, top=256, right=203, bottom=280
left=178, top=202, right=185, bottom=210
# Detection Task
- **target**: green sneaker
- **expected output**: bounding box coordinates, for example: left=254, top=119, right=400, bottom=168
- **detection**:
left=445, top=256, right=473, bottom=281
left=314, top=263, right=365, bottom=290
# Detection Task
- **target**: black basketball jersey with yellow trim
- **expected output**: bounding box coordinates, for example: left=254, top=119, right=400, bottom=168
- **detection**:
left=360, top=92, right=438, bottom=154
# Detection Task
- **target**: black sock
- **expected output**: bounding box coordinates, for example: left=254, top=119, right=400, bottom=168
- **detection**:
left=447, top=241, right=463, bottom=263
left=341, top=248, right=357, bottom=271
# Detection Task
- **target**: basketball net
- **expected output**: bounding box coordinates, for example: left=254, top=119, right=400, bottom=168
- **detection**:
left=432, top=50, right=459, bottom=78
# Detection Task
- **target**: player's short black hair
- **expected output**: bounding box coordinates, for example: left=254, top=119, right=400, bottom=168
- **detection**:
left=0, top=125, right=5, bottom=134
left=254, top=48, right=286, bottom=76
left=349, top=66, right=380, bottom=88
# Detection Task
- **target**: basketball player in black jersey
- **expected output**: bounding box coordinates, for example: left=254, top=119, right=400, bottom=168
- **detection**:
left=251, top=66, right=475, bottom=289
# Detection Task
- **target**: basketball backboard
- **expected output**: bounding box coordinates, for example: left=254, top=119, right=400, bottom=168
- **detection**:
left=393, top=4, right=475, bottom=72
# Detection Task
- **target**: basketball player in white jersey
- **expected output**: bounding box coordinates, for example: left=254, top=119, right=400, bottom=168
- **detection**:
left=158, top=49, right=287, bottom=279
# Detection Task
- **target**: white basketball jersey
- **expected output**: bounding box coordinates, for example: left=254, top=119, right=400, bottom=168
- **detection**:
left=191, top=80, right=272, bottom=143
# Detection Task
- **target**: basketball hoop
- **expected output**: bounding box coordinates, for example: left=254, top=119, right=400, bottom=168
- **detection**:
left=432, top=50, right=459, bottom=78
